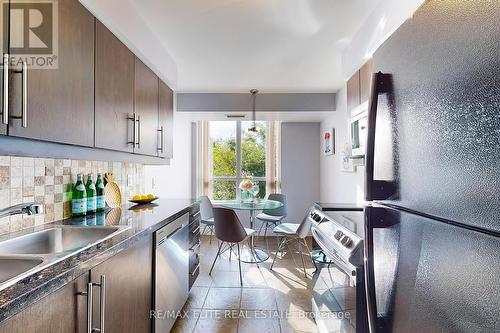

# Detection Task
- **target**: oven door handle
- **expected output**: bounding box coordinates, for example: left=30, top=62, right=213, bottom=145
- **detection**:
left=311, top=227, right=342, bottom=263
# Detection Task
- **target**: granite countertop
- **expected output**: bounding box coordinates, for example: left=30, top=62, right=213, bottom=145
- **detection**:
left=0, top=198, right=199, bottom=323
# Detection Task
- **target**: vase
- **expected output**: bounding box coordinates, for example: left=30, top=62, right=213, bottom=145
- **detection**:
left=240, top=189, right=254, bottom=203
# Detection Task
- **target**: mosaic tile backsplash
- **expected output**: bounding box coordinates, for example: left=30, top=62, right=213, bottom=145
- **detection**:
left=0, top=156, right=144, bottom=236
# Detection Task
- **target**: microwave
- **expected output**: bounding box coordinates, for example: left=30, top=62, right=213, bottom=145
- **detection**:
left=350, top=102, right=368, bottom=157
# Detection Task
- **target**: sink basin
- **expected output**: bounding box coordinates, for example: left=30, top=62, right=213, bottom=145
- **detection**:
left=0, top=258, right=43, bottom=284
left=0, top=226, right=123, bottom=255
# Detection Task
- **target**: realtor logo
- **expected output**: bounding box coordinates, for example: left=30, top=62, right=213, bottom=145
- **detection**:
left=1, top=0, right=58, bottom=68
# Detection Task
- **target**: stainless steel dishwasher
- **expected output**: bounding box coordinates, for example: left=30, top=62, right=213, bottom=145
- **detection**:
left=154, top=213, right=189, bottom=333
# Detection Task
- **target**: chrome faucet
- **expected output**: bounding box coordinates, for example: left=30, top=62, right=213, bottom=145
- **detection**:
left=0, top=203, right=44, bottom=219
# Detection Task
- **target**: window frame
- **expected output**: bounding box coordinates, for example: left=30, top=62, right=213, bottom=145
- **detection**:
left=210, top=120, right=267, bottom=200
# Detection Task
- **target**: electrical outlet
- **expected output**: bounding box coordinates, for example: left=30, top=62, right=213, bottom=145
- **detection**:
left=127, top=174, right=133, bottom=187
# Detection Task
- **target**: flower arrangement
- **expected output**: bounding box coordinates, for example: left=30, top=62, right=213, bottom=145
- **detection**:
left=239, top=174, right=257, bottom=203
left=239, top=175, right=254, bottom=190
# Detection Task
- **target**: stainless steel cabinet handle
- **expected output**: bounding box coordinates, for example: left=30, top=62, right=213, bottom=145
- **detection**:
left=136, top=115, right=141, bottom=148
left=191, top=225, right=201, bottom=235
left=157, top=126, right=164, bottom=152
left=127, top=113, right=136, bottom=146
left=2, top=53, right=8, bottom=125
left=191, top=263, right=200, bottom=276
left=10, top=61, right=28, bottom=127
left=95, top=275, right=106, bottom=333
left=21, top=61, right=27, bottom=128
left=78, top=282, right=94, bottom=333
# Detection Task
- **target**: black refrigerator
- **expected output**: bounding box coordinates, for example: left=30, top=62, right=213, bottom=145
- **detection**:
left=363, top=0, right=500, bottom=332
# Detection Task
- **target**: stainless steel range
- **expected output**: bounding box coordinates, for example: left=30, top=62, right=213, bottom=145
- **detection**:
left=309, top=207, right=368, bottom=333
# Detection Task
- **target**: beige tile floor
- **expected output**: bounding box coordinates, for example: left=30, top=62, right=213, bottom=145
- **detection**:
left=171, top=235, right=319, bottom=333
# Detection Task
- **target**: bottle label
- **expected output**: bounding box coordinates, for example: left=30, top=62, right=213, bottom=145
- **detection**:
left=76, top=183, right=85, bottom=191
left=86, top=214, right=96, bottom=226
left=96, top=196, right=105, bottom=209
left=72, top=198, right=87, bottom=214
left=87, top=197, right=96, bottom=211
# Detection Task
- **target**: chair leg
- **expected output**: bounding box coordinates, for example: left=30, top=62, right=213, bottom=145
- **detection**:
left=229, top=243, right=232, bottom=261
left=209, top=241, right=224, bottom=276
left=303, top=239, right=318, bottom=271
left=257, top=220, right=264, bottom=236
left=271, top=237, right=285, bottom=270
left=297, top=240, right=307, bottom=278
left=209, top=225, right=213, bottom=244
left=237, top=243, right=243, bottom=286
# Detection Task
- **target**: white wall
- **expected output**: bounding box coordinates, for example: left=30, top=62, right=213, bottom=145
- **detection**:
left=281, top=122, right=320, bottom=223
left=143, top=111, right=192, bottom=199
left=320, top=87, right=364, bottom=204
left=342, top=0, right=425, bottom=78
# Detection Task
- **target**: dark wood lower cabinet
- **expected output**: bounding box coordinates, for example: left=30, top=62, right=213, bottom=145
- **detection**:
left=0, top=236, right=153, bottom=333
left=91, top=236, right=153, bottom=333
left=0, top=273, right=89, bottom=333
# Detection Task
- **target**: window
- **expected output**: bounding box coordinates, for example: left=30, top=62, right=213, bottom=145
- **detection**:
left=208, top=121, right=267, bottom=200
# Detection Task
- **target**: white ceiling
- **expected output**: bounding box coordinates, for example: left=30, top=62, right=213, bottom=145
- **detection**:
left=129, top=0, right=383, bottom=92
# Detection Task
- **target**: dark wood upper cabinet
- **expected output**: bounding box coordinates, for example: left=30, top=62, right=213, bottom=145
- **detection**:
left=158, top=80, right=173, bottom=158
left=359, top=59, right=373, bottom=103
left=347, top=70, right=360, bottom=111
left=134, top=58, right=159, bottom=156
left=91, top=237, right=152, bottom=333
left=95, top=20, right=135, bottom=153
left=0, top=273, right=89, bottom=333
left=0, top=22, right=5, bottom=136
left=9, top=0, right=95, bottom=146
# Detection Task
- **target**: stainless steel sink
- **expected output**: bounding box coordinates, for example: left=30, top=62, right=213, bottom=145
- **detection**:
left=0, top=257, right=43, bottom=284
left=0, top=226, right=124, bottom=255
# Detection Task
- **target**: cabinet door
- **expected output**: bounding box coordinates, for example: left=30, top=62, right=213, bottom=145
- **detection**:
left=0, top=1, right=6, bottom=137
left=9, top=0, right=94, bottom=146
left=0, top=273, right=89, bottom=333
left=158, top=80, right=173, bottom=158
left=0, top=52, right=7, bottom=135
left=134, top=58, right=159, bottom=156
left=91, top=236, right=153, bottom=333
left=359, top=59, right=374, bottom=103
left=347, top=70, right=360, bottom=111
left=95, top=20, right=135, bottom=153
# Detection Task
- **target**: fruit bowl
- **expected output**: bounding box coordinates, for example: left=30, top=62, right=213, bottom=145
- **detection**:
left=129, top=196, right=158, bottom=205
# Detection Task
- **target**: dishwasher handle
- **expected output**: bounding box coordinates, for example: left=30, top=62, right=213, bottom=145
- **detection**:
left=156, top=214, right=189, bottom=245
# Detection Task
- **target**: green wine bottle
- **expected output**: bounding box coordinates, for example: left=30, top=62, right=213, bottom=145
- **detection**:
left=72, top=174, right=87, bottom=217
left=85, top=174, right=97, bottom=214
left=96, top=173, right=105, bottom=212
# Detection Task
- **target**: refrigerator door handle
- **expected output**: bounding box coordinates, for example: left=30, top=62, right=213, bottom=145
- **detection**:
left=364, top=207, right=379, bottom=333
left=365, top=72, right=396, bottom=201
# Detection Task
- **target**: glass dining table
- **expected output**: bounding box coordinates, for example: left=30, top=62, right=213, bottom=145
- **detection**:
left=214, top=199, right=283, bottom=263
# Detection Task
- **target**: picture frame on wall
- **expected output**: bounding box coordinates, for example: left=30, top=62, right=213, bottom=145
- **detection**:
left=322, top=129, right=335, bottom=156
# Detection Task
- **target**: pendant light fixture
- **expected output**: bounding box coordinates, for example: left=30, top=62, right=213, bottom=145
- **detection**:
left=248, top=89, right=259, bottom=133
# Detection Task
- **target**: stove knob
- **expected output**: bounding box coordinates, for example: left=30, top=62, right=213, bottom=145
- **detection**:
left=314, top=214, right=322, bottom=222
left=334, top=230, right=344, bottom=240
left=341, top=236, right=353, bottom=248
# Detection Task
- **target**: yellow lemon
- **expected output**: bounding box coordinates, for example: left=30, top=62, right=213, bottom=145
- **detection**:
left=132, top=195, right=142, bottom=201
left=139, top=195, right=148, bottom=200
left=147, top=194, right=155, bottom=199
